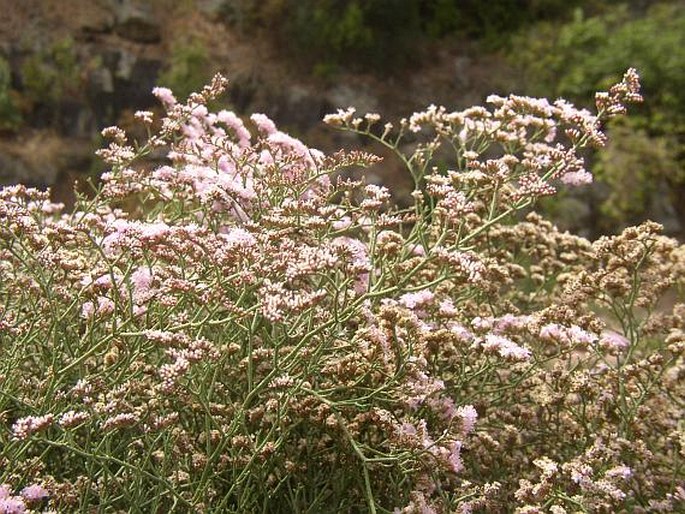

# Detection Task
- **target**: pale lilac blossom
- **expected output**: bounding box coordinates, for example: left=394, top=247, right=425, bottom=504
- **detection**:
left=152, top=86, right=177, bottom=107
left=605, top=465, right=632, bottom=480
left=20, top=484, right=48, bottom=502
left=448, top=441, right=464, bottom=473
left=599, top=330, right=630, bottom=350
left=482, top=334, right=532, bottom=361
left=399, top=290, right=435, bottom=310
left=438, top=299, right=457, bottom=317
left=131, top=267, right=154, bottom=298
left=456, top=405, right=478, bottom=435
left=81, top=301, right=95, bottom=319
left=561, top=169, right=593, bottom=186
left=11, top=414, right=54, bottom=440
left=0, top=496, right=25, bottom=514
left=250, top=113, right=278, bottom=136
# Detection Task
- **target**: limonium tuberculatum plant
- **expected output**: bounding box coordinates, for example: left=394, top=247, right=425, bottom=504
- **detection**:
left=1, top=69, right=684, bottom=513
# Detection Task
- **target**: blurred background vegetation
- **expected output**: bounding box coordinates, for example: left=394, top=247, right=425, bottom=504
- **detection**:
left=0, top=0, right=682, bottom=238
left=510, top=1, right=685, bottom=233
left=223, top=0, right=597, bottom=73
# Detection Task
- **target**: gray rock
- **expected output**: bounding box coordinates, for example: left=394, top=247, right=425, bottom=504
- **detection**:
left=77, top=1, right=116, bottom=33
left=0, top=134, right=93, bottom=188
left=454, top=56, right=472, bottom=88
left=0, top=152, right=45, bottom=186
left=114, top=1, right=161, bottom=44
left=113, top=57, right=163, bottom=110
left=326, top=83, right=379, bottom=114
left=196, top=0, right=230, bottom=19
left=90, top=66, right=114, bottom=94
left=114, top=48, right=137, bottom=81
left=275, top=84, right=327, bottom=129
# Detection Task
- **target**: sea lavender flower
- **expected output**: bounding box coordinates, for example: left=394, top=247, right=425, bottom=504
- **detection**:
left=482, top=334, right=532, bottom=361
left=0, top=496, right=25, bottom=514
left=399, top=290, right=435, bottom=310
left=599, top=330, right=630, bottom=350
left=4, top=68, right=676, bottom=513
left=456, top=405, right=478, bottom=435
left=20, top=484, right=48, bottom=503
left=11, top=414, right=54, bottom=440
left=152, top=86, right=177, bottom=107
left=250, top=113, right=278, bottom=136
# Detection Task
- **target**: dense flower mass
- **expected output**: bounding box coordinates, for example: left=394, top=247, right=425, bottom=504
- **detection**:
left=0, top=69, right=683, bottom=513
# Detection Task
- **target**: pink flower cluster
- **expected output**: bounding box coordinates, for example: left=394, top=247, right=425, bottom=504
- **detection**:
left=0, top=483, right=48, bottom=514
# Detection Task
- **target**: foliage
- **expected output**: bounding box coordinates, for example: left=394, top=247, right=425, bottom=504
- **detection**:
left=514, top=2, right=685, bottom=122
left=20, top=37, right=79, bottom=109
left=250, top=0, right=422, bottom=71
left=1, top=71, right=684, bottom=513
left=0, top=56, right=21, bottom=132
left=596, top=119, right=680, bottom=228
left=420, top=0, right=590, bottom=43
left=510, top=1, right=685, bottom=228
left=225, top=0, right=592, bottom=72
left=158, top=37, right=213, bottom=102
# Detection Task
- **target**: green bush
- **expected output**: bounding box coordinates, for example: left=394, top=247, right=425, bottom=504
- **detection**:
left=271, top=0, right=423, bottom=71
left=225, top=0, right=593, bottom=72
left=597, top=119, right=679, bottom=226
left=158, top=37, right=213, bottom=102
left=0, top=56, right=21, bottom=132
left=510, top=1, right=685, bottom=230
left=21, top=37, right=79, bottom=109
left=422, top=0, right=588, bottom=44
left=514, top=2, right=685, bottom=121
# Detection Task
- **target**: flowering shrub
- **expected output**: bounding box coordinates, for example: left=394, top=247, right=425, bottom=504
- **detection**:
left=1, top=70, right=684, bottom=513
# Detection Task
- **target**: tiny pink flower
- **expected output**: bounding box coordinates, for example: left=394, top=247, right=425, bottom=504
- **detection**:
left=221, top=227, right=256, bottom=249
left=448, top=323, right=474, bottom=343
left=96, top=296, right=115, bottom=315
left=599, top=330, right=630, bottom=350
left=471, top=316, right=494, bottom=331
left=20, top=484, right=48, bottom=502
left=448, top=441, right=464, bottom=473
left=0, top=496, right=25, bottom=514
left=59, top=410, right=90, bottom=428
left=81, top=301, right=95, bottom=319
left=332, top=216, right=352, bottom=231
left=399, top=290, right=434, bottom=310
left=482, top=334, right=532, bottom=361
left=134, top=110, right=154, bottom=124
left=11, top=414, right=54, bottom=440
left=568, top=325, right=597, bottom=346
left=560, top=169, right=593, bottom=186
left=438, top=299, right=457, bottom=317
left=409, top=243, right=426, bottom=256
left=456, top=405, right=478, bottom=435
left=133, top=304, right=148, bottom=317
left=400, top=422, right=417, bottom=436
left=605, top=465, right=632, bottom=480
left=152, top=86, right=177, bottom=107
left=540, top=323, right=566, bottom=342
left=250, top=113, right=277, bottom=136
left=494, top=313, right=528, bottom=332
left=131, top=267, right=154, bottom=297
left=217, top=110, right=251, bottom=147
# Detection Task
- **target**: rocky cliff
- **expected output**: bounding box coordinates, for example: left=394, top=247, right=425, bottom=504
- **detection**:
left=0, top=0, right=515, bottom=207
